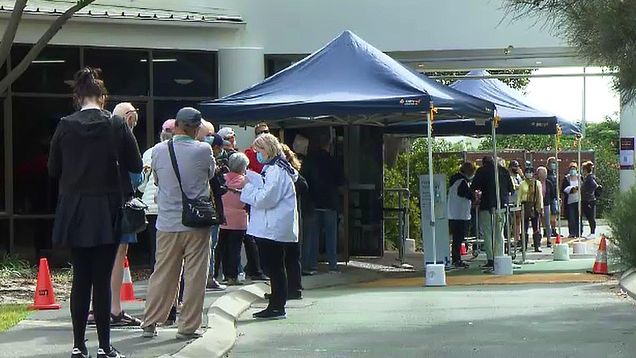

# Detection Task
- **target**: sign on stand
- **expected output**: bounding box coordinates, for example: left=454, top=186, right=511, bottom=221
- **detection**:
left=419, top=174, right=450, bottom=266
left=620, top=137, right=635, bottom=170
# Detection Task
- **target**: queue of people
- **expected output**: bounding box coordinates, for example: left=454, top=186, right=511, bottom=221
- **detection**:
left=447, top=155, right=601, bottom=269
left=50, top=67, right=346, bottom=358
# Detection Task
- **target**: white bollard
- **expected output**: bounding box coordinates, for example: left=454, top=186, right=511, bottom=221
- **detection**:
left=494, top=256, right=513, bottom=275
left=404, top=239, right=416, bottom=254
left=573, top=241, right=588, bottom=255
left=425, top=264, right=446, bottom=286
left=553, top=243, right=570, bottom=261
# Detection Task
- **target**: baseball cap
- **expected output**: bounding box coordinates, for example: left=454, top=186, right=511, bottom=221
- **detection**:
left=204, top=133, right=227, bottom=148
left=509, top=160, right=520, bottom=169
left=161, top=119, right=176, bottom=132
left=217, top=127, right=235, bottom=139
left=175, top=107, right=202, bottom=127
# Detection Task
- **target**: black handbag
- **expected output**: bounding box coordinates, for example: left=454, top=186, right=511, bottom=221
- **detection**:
left=168, top=139, right=220, bottom=227
left=110, top=117, right=148, bottom=235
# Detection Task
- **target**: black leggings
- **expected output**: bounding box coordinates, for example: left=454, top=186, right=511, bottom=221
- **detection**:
left=449, top=220, right=468, bottom=264
left=219, top=229, right=245, bottom=280
left=70, top=244, right=118, bottom=351
left=285, top=242, right=302, bottom=295
left=255, top=238, right=287, bottom=311
left=582, top=201, right=597, bottom=234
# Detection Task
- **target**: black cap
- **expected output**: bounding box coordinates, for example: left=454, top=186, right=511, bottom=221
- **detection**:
left=509, top=160, right=519, bottom=169
left=175, top=107, right=202, bottom=126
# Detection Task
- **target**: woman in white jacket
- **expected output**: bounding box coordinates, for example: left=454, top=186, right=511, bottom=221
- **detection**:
left=241, top=133, right=299, bottom=320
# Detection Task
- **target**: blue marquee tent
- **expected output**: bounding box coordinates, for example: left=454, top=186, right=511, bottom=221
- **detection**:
left=385, top=70, right=581, bottom=136
left=199, top=31, right=494, bottom=124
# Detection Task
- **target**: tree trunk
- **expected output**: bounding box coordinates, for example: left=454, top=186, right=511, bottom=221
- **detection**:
left=0, top=0, right=96, bottom=95
left=0, top=0, right=28, bottom=68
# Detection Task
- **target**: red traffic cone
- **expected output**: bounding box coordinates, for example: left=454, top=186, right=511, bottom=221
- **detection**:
left=29, top=258, right=61, bottom=310
left=590, top=235, right=609, bottom=275
left=460, top=243, right=468, bottom=256
left=120, top=256, right=137, bottom=302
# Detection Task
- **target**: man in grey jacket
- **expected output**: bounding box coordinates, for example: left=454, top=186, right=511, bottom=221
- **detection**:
left=142, top=107, right=215, bottom=340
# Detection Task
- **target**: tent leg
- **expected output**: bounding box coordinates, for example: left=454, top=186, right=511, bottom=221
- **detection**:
left=425, top=109, right=445, bottom=287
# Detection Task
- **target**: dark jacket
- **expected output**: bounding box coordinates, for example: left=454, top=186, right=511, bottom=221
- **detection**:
left=541, top=178, right=557, bottom=206
left=48, top=110, right=142, bottom=195
left=48, top=109, right=142, bottom=248
left=449, top=173, right=472, bottom=201
left=471, top=162, right=513, bottom=211
left=301, top=149, right=343, bottom=211
left=581, top=174, right=600, bottom=202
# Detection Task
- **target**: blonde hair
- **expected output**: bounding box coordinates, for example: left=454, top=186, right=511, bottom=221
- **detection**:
left=252, top=133, right=283, bottom=161
left=196, top=120, right=215, bottom=140
left=281, top=143, right=301, bottom=171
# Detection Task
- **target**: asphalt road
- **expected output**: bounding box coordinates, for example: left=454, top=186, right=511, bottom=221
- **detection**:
left=232, top=282, right=636, bottom=358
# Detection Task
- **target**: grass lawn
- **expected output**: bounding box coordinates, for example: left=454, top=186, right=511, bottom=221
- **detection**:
left=0, top=304, right=30, bottom=332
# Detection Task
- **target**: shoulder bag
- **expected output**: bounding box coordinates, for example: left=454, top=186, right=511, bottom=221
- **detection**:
left=167, top=139, right=220, bottom=227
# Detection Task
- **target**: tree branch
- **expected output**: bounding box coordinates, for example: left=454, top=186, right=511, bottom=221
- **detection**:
left=0, top=0, right=29, bottom=68
left=0, top=0, right=96, bottom=95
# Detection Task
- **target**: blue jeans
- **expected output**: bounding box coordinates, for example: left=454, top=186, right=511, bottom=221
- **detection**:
left=209, top=225, right=219, bottom=276
left=303, top=209, right=338, bottom=271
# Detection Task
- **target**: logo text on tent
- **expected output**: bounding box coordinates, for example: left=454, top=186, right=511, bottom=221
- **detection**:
left=400, top=98, right=422, bottom=106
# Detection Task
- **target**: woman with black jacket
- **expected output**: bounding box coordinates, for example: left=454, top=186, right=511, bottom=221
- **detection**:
left=49, top=68, right=142, bottom=358
left=581, top=161, right=601, bottom=239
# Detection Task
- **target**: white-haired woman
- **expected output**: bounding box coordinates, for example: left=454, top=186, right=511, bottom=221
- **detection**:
left=217, top=152, right=250, bottom=285
left=241, top=133, right=298, bottom=320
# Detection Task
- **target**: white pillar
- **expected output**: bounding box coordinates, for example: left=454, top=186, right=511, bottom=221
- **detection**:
left=217, top=47, right=265, bottom=150
left=620, top=100, right=636, bottom=191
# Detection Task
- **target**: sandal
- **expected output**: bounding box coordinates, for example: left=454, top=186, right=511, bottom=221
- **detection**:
left=110, top=311, right=142, bottom=327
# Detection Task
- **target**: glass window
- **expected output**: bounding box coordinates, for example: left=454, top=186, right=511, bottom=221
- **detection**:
left=14, top=219, right=54, bottom=261
left=12, top=97, right=73, bottom=214
left=11, top=45, right=80, bottom=93
left=105, top=101, right=148, bottom=152
left=84, top=48, right=149, bottom=96
left=153, top=100, right=200, bottom=143
left=0, top=219, right=8, bottom=254
left=0, top=99, right=4, bottom=212
left=266, top=57, right=293, bottom=77
left=152, top=51, right=217, bottom=98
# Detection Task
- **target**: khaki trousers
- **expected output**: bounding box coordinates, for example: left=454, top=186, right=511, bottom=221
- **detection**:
left=142, top=228, right=210, bottom=334
left=479, top=210, right=505, bottom=261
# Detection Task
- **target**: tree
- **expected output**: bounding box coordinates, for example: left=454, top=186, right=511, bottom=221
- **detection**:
left=503, top=0, right=636, bottom=104
left=0, top=0, right=96, bottom=95
left=426, top=69, right=533, bottom=94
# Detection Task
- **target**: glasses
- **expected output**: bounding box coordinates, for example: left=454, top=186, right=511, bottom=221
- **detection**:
left=256, top=129, right=269, bottom=135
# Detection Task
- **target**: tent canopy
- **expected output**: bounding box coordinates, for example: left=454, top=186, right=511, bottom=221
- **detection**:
left=199, top=31, right=494, bottom=124
left=385, top=70, right=582, bottom=136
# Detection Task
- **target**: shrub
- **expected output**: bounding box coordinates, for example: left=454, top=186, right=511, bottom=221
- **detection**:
left=607, top=186, right=636, bottom=269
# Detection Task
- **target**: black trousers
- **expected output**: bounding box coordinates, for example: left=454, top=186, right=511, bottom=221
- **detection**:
left=566, top=202, right=580, bottom=237
left=523, top=214, right=540, bottom=249
left=449, top=220, right=468, bottom=264
left=255, top=237, right=287, bottom=311
left=219, top=229, right=245, bottom=280
left=146, top=215, right=158, bottom=271
left=70, top=244, right=118, bottom=351
left=582, top=201, right=596, bottom=234
left=285, top=242, right=303, bottom=295
left=243, top=235, right=264, bottom=277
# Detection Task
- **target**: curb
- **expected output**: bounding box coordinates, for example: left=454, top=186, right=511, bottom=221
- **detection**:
left=619, top=268, right=636, bottom=300
left=170, top=283, right=269, bottom=358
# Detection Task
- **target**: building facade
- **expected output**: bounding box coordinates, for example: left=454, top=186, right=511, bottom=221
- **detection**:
left=1, top=0, right=602, bottom=262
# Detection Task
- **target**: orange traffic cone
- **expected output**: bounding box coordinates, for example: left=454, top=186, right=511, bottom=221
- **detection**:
left=590, top=235, right=609, bottom=275
left=29, top=258, right=61, bottom=310
left=120, top=256, right=137, bottom=302
left=460, top=243, right=467, bottom=256
left=555, top=234, right=561, bottom=245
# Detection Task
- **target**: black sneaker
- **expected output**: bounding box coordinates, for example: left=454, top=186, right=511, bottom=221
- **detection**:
left=288, top=291, right=303, bottom=300
left=253, top=308, right=286, bottom=320
left=110, top=311, right=142, bottom=327
left=71, top=347, right=91, bottom=358
left=96, top=346, right=125, bottom=358
left=250, top=274, right=270, bottom=282
left=482, top=260, right=494, bottom=268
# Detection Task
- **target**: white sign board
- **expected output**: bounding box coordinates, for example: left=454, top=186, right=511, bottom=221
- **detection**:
left=419, top=174, right=450, bottom=266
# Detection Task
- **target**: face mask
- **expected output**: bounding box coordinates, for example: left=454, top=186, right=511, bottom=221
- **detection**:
left=550, top=163, right=557, bottom=170
left=256, top=152, right=268, bottom=164
left=569, top=169, right=577, bottom=176
left=525, top=172, right=533, bottom=179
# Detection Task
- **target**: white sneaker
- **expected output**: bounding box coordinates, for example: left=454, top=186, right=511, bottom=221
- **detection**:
left=585, top=233, right=596, bottom=241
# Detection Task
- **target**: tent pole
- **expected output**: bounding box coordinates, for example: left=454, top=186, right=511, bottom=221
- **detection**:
left=405, top=137, right=411, bottom=242
left=427, top=112, right=436, bottom=264
left=492, top=116, right=502, bottom=259
left=555, top=133, right=561, bottom=237
left=578, top=67, right=586, bottom=238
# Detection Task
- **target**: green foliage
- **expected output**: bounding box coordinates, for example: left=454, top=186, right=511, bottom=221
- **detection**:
left=478, top=118, right=620, bottom=215
left=384, top=139, right=464, bottom=250
left=426, top=69, right=533, bottom=92
left=503, top=0, right=636, bottom=104
left=607, top=186, right=636, bottom=269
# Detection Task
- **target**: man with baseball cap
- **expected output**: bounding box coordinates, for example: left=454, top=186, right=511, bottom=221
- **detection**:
left=217, top=127, right=236, bottom=150
left=142, top=107, right=215, bottom=340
